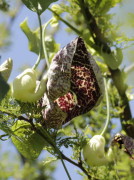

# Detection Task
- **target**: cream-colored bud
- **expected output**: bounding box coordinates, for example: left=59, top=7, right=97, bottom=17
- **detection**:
left=83, top=135, right=108, bottom=166
left=11, top=68, right=47, bottom=102
left=0, top=58, right=13, bottom=81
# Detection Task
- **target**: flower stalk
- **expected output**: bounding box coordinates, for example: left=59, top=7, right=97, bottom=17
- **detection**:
left=100, top=77, right=110, bottom=136
left=33, top=12, right=43, bottom=70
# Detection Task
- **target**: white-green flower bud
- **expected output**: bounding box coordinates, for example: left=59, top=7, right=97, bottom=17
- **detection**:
left=11, top=68, right=47, bottom=102
left=0, top=58, right=13, bottom=81
left=83, top=135, right=108, bottom=166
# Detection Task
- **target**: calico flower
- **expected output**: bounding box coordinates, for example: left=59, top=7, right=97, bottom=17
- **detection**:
left=41, top=37, right=104, bottom=128
left=83, top=135, right=107, bottom=166
left=83, top=135, right=113, bottom=166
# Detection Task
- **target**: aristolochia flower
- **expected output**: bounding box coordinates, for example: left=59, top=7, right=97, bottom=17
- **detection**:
left=11, top=68, right=47, bottom=102
left=83, top=135, right=108, bottom=166
left=41, top=37, right=104, bottom=128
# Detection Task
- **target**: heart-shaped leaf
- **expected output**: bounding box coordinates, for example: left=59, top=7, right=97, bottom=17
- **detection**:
left=22, top=0, right=58, bottom=15
left=20, top=19, right=60, bottom=61
left=11, top=120, right=47, bottom=160
left=101, top=48, right=123, bottom=70
left=20, top=19, right=40, bottom=56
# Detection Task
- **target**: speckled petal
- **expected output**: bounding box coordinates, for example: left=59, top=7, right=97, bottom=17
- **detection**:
left=42, top=37, right=104, bottom=128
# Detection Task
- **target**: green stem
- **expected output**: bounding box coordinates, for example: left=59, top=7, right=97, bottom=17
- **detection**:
left=48, top=8, right=82, bottom=36
left=42, top=19, right=53, bottom=68
left=48, top=8, right=94, bottom=48
left=125, top=63, right=134, bottom=74
left=33, top=13, right=43, bottom=70
left=32, top=124, right=72, bottom=180
left=41, top=129, right=72, bottom=180
left=100, top=78, right=110, bottom=136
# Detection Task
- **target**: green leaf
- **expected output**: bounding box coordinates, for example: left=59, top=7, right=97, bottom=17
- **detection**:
left=44, top=35, right=60, bottom=62
left=20, top=19, right=40, bottom=56
left=11, top=120, right=47, bottom=160
left=101, top=48, right=123, bottom=70
left=51, top=4, right=63, bottom=15
left=0, top=74, right=9, bottom=102
left=20, top=19, right=60, bottom=60
left=83, top=125, right=92, bottom=135
left=95, top=0, right=123, bottom=15
left=22, top=0, right=58, bottom=15
left=43, top=157, right=57, bottom=165
left=96, top=61, right=109, bottom=74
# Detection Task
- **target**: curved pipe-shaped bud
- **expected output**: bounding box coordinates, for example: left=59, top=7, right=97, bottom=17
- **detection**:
left=11, top=68, right=47, bottom=102
left=41, top=37, right=104, bottom=128
left=83, top=135, right=108, bottom=166
left=0, top=58, right=13, bottom=81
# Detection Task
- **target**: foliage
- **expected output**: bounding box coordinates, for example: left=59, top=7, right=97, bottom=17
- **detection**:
left=0, top=23, right=10, bottom=48
left=0, top=0, right=23, bottom=49
left=0, top=147, right=56, bottom=180
left=0, top=0, right=9, bottom=11
left=0, top=0, right=134, bottom=179
left=20, top=18, right=60, bottom=61
left=11, top=120, right=47, bottom=160
left=22, top=0, right=58, bottom=15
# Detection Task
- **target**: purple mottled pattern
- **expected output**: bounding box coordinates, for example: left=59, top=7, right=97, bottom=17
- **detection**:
left=42, top=37, right=103, bottom=128
left=47, top=38, right=77, bottom=101
left=113, top=133, right=134, bottom=159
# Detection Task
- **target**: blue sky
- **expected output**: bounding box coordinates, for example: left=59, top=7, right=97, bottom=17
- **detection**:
left=0, top=0, right=134, bottom=179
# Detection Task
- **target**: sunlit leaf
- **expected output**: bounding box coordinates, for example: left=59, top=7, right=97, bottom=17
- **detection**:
left=11, top=120, right=47, bottom=160
left=83, top=125, right=92, bottom=135
left=101, top=48, right=123, bottom=70
left=20, top=19, right=40, bottom=56
left=44, top=35, right=60, bottom=63
left=43, top=157, right=57, bottom=165
left=51, top=4, right=63, bottom=14
left=20, top=19, right=60, bottom=61
left=22, top=0, right=58, bottom=15
left=96, top=61, right=109, bottom=74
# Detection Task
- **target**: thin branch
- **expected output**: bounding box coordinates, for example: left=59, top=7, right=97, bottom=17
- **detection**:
left=48, top=7, right=95, bottom=51
left=62, top=152, right=101, bottom=180
left=48, top=8, right=82, bottom=36
left=101, top=78, right=110, bottom=136
left=42, top=19, right=53, bottom=68
left=29, top=121, right=72, bottom=180
left=1, top=110, right=99, bottom=179
left=78, top=0, right=111, bottom=53
left=27, top=120, right=97, bottom=179
left=32, top=13, right=43, bottom=70
left=73, top=126, right=83, bottom=165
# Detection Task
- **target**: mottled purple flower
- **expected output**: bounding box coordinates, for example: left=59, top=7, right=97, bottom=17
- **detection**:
left=42, top=37, right=104, bottom=128
left=112, top=133, right=134, bottom=159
